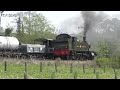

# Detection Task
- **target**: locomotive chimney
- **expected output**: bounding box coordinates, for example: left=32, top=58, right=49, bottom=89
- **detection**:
left=83, top=36, right=86, bottom=43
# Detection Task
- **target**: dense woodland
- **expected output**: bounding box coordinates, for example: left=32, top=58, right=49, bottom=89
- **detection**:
left=1, top=11, right=120, bottom=67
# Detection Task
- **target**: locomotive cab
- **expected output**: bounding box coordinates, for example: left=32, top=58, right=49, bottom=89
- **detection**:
left=52, top=34, right=77, bottom=59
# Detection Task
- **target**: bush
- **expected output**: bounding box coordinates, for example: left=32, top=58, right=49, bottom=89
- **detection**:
left=96, top=57, right=120, bottom=68
left=96, top=57, right=110, bottom=67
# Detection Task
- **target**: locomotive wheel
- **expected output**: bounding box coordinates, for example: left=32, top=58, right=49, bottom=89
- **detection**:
left=82, top=55, right=88, bottom=61
left=60, top=55, right=67, bottom=60
left=66, top=55, right=71, bottom=60
left=15, top=55, right=20, bottom=59
left=21, top=55, right=27, bottom=59
left=29, top=55, right=37, bottom=60
left=71, top=53, right=77, bottom=60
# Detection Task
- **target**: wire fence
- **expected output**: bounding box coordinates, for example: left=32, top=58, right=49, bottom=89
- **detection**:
left=0, top=59, right=119, bottom=79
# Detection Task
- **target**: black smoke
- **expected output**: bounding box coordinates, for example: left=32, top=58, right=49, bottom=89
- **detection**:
left=81, top=11, right=108, bottom=37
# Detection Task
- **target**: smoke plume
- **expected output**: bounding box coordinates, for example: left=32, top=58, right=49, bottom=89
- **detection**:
left=59, top=15, right=84, bottom=35
left=81, top=11, right=108, bottom=37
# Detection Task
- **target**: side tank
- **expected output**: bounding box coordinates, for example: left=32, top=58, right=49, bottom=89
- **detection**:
left=0, top=36, right=19, bottom=50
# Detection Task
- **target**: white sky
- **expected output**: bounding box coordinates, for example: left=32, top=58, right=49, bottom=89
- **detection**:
left=1, top=11, right=120, bottom=30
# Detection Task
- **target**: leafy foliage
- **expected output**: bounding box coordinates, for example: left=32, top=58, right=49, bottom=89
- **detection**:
left=97, top=41, right=109, bottom=58
left=5, top=28, right=13, bottom=36
left=14, top=12, right=56, bottom=44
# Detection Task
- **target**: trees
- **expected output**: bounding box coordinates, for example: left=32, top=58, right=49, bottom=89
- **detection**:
left=14, top=11, right=56, bottom=44
left=95, top=40, right=120, bottom=67
left=5, top=28, right=13, bottom=36
left=97, top=41, right=109, bottom=58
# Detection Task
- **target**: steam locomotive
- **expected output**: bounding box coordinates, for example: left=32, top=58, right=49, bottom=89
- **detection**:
left=0, top=34, right=97, bottom=60
left=49, top=34, right=97, bottom=60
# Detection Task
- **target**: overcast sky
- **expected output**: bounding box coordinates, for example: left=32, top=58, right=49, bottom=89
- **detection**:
left=1, top=11, right=120, bottom=30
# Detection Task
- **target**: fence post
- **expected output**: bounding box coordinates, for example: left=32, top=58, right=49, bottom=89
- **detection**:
left=93, top=66, right=96, bottom=74
left=113, top=65, right=117, bottom=73
left=47, top=62, right=50, bottom=66
left=4, top=61, right=7, bottom=72
left=25, top=62, right=27, bottom=73
left=74, top=71, right=77, bottom=79
left=114, top=71, right=117, bottom=79
left=104, top=65, right=106, bottom=73
left=70, top=63, right=73, bottom=73
left=83, top=64, right=85, bottom=73
left=64, top=61, right=67, bottom=67
left=40, top=62, right=42, bottom=72
left=24, top=72, right=28, bottom=79
left=51, top=72, right=55, bottom=79
left=114, top=65, right=117, bottom=79
left=55, top=62, right=57, bottom=72
left=96, top=72, right=99, bottom=79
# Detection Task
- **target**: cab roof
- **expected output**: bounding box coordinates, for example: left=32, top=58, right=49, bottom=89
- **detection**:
left=34, top=38, right=53, bottom=42
left=56, top=33, right=77, bottom=38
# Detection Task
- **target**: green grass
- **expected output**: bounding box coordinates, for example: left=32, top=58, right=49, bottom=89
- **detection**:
left=0, top=59, right=119, bottom=79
